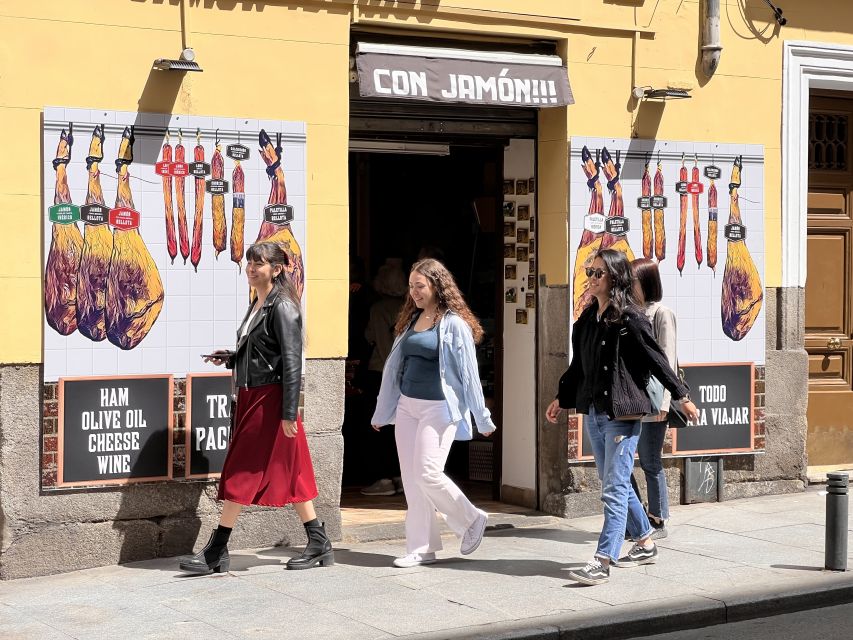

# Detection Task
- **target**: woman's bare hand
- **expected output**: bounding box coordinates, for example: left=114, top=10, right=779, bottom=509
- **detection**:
left=680, top=399, right=700, bottom=423
left=281, top=419, right=298, bottom=438
left=203, top=349, right=231, bottom=367
left=371, top=424, right=383, bottom=432
left=545, top=399, right=563, bottom=424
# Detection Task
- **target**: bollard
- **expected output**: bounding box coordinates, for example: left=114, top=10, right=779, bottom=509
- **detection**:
left=825, top=472, right=848, bottom=572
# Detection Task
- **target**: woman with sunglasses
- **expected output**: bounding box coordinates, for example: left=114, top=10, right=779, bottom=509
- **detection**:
left=545, top=249, right=699, bottom=586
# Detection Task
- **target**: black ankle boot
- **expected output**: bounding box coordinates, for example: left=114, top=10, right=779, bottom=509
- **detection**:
left=286, top=521, right=334, bottom=570
left=179, top=528, right=231, bottom=575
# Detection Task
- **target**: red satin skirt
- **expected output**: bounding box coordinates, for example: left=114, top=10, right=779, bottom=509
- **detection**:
left=217, top=383, right=318, bottom=506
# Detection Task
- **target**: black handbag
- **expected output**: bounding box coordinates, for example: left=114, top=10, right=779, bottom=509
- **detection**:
left=667, top=366, right=690, bottom=429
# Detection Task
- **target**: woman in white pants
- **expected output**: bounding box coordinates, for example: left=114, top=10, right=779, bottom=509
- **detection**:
left=372, top=258, right=497, bottom=568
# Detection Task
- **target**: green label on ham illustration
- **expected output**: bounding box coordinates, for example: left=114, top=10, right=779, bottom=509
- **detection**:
left=49, top=203, right=80, bottom=224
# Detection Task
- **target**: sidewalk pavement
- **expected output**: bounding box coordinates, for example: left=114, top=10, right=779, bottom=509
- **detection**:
left=2, top=487, right=852, bottom=640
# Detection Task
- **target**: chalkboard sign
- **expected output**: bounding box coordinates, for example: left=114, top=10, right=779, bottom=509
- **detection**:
left=185, top=374, right=232, bottom=479
left=58, top=375, right=173, bottom=487
left=672, top=363, right=754, bottom=455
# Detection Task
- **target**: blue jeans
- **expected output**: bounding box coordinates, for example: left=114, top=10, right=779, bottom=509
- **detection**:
left=585, top=408, right=653, bottom=562
left=630, top=420, right=670, bottom=521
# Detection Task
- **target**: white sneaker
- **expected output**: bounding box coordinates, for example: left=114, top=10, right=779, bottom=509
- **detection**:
left=392, top=552, right=436, bottom=568
left=460, top=510, right=488, bottom=555
left=360, top=479, right=396, bottom=496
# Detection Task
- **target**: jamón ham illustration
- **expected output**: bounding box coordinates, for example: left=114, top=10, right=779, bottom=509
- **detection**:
left=653, top=159, right=666, bottom=261
left=161, top=135, right=178, bottom=263
left=45, top=126, right=83, bottom=336
left=76, top=125, right=112, bottom=341
left=677, top=158, right=688, bottom=274
left=211, top=142, right=227, bottom=257
left=105, top=127, right=164, bottom=350
left=231, top=160, right=245, bottom=271
left=641, top=160, right=653, bottom=259
left=572, top=146, right=604, bottom=320
left=191, top=132, right=205, bottom=271
left=692, top=159, right=703, bottom=268
left=721, top=156, right=763, bottom=341
left=256, top=129, right=305, bottom=299
left=599, top=148, right=634, bottom=261
left=707, top=176, right=718, bottom=273
left=175, top=134, right=190, bottom=263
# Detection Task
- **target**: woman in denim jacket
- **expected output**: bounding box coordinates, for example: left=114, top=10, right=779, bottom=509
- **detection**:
left=372, top=259, right=496, bottom=568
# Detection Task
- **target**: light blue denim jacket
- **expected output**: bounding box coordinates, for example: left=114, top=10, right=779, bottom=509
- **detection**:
left=371, top=311, right=497, bottom=440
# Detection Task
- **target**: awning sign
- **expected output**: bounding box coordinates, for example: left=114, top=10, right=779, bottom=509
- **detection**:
left=356, top=51, right=574, bottom=108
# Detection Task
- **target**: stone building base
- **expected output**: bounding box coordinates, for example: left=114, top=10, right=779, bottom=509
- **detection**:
left=0, top=360, right=344, bottom=580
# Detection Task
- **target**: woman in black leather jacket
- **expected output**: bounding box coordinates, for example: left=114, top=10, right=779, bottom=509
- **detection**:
left=545, top=249, right=698, bottom=586
left=179, top=241, right=332, bottom=575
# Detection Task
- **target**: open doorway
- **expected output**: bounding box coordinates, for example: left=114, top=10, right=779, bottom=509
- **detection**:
left=341, top=144, right=505, bottom=522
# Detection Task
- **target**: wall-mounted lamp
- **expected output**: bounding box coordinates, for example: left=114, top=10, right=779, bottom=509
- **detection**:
left=153, top=48, right=203, bottom=72
left=764, top=0, right=787, bottom=26
left=632, top=86, right=692, bottom=101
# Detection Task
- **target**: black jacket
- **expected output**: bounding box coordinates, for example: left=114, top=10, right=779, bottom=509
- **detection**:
left=227, top=288, right=303, bottom=421
left=558, top=302, right=689, bottom=419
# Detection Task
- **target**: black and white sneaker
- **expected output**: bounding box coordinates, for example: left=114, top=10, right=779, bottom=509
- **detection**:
left=568, top=559, right=610, bottom=585
left=613, top=543, right=658, bottom=568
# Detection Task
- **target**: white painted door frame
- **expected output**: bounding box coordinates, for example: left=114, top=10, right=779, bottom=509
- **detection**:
left=782, top=41, right=853, bottom=290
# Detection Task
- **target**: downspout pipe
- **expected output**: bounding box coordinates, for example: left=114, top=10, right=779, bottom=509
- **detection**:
left=701, top=0, right=722, bottom=78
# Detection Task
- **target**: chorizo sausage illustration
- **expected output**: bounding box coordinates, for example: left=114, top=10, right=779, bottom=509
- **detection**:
left=211, top=142, right=227, bottom=258
left=175, top=133, right=190, bottom=264
left=231, top=161, right=245, bottom=271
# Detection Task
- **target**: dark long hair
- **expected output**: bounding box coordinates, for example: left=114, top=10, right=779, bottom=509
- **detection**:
left=631, top=258, right=663, bottom=303
left=394, top=259, right=484, bottom=343
left=245, top=241, right=300, bottom=308
left=594, top=248, right=639, bottom=324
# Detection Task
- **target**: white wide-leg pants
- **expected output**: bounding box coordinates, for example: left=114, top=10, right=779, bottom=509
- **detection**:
left=395, top=394, right=481, bottom=554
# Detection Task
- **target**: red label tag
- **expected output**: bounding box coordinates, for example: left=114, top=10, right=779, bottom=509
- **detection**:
left=155, top=161, right=172, bottom=177
left=109, top=207, right=140, bottom=230
left=687, top=182, right=704, bottom=195
left=171, top=162, right=189, bottom=177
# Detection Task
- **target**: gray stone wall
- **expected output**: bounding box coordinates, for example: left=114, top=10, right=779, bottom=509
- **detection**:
left=0, top=359, right=344, bottom=580
left=536, top=284, right=808, bottom=519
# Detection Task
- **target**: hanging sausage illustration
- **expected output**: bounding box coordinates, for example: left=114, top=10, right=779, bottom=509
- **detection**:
left=640, top=159, right=653, bottom=259
left=653, top=158, right=666, bottom=261
left=231, top=160, right=245, bottom=271
left=211, top=141, right=227, bottom=258
left=599, top=147, right=634, bottom=261
left=572, top=146, right=605, bottom=320
left=676, top=157, right=688, bottom=274
left=175, top=132, right=190, bottom=264
left=191, top=131, right=205, bottom=271
left=707, top=176, right=718, bottom=273
left=105, top=126, right=165, bottom=350
left=76, top=125, right=112, bottom=342
left=721, top=156, right=763, bottom=340
left=45, top=125, right=83, bottom=336
left=692, top=157, right=703, bottom=268
left=256, top=130, right=305, bottom=299
left=161, top=134, right=178, bottom=263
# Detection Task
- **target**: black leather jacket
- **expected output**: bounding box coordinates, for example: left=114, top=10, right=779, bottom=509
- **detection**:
left=227, top=288, right=302, bottom=421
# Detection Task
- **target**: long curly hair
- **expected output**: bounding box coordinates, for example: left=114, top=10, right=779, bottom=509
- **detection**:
left=593, top=248, right=640, bottom=325
left=394, top=259, right=484, bottom=343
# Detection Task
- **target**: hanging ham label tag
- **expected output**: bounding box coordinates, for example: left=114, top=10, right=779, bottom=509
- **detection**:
left=226, top=144, right=250, bottom=161
left=81, top=204, right=109, bottom=224
left=109, top=207, right=141, bottom=230
left=605, top=217, right=630, bottom=236
left=49, top=204, right=81, bottom=224
left=171, top=162, right=189, bottom=177
left=651, top=195, right=668, bottom=209
left=724, top=223, right=746, bottom=241
left=206, top=179, right=229, bottom=195
left=264, top=204, right=294, bottom=224
left=189, top=162, right=211, bottom=177
left=675, top=181, right=689, bottom=194
left=154, top=162, right=172, bottom=177
left=637, top=196, right=652, bottom=210
left=583, top=213, right=606, bottom=233
left=704, top=165, right=722, bottom=179
left=687, top=182, right=704, bottom=195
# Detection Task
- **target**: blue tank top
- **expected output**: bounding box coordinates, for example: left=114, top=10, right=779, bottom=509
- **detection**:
left=400, top=325, right=444, bottom=401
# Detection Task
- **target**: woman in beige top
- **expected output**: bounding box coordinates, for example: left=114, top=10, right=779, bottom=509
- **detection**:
left=631, top=258, right=678, bottom=539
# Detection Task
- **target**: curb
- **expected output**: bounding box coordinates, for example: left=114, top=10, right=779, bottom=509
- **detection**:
left=402, top=572, right=853, bottom=640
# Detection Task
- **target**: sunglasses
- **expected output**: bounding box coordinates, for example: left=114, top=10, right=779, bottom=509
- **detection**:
left=585, top=267, right=606, bottom=279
